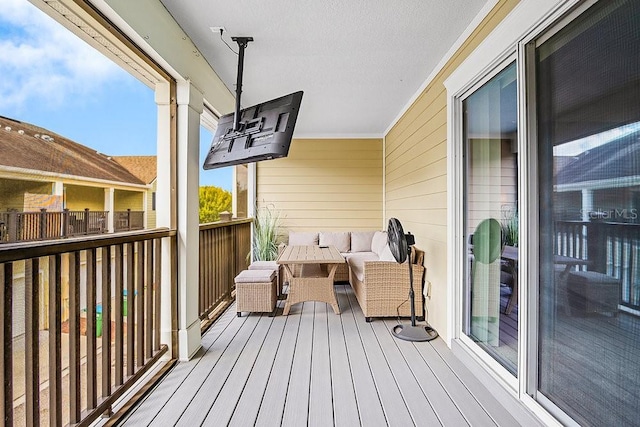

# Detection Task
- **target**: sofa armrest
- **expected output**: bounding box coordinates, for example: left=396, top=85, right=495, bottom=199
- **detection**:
left=359, top=261, right=426, bottom=318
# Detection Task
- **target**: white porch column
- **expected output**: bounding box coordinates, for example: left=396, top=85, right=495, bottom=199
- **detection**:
left=52, top=181, right=64, bottom=203
left=142, top=190, right=148, bottom=228
left=582, top=188, right=594, bottom=221
left=176, top=80, right=203, bottom=360
left=156, top=81, right=176, bottom=359
left=104, top=188, right=115, bottom=232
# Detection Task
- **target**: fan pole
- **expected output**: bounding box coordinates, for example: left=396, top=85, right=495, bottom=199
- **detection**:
left=408, top=246, right=416, bottom=327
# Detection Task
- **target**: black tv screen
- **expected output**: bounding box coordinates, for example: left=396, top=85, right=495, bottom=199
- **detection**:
left=203, top=91, right=303, bottom=169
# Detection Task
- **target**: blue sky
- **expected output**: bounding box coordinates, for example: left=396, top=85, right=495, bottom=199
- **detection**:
left=0, top=0, right=232, bottom=190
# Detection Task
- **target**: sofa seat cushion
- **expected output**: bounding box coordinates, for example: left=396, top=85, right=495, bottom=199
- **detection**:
left=345, top=252, right=379, bottom=282
left=319, top=231, right=350, bottom=252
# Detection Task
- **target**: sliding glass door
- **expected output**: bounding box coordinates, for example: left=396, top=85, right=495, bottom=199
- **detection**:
left=463, top=62, right=519, bottom=375
left=536, top=1, right=640, bottom=424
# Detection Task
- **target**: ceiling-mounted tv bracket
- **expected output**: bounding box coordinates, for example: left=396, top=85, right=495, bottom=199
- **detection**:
left=231, top=36, right=254, bottom=132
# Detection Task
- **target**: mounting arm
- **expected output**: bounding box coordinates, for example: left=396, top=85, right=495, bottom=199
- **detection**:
left=231, top=36, right=254, bottom=131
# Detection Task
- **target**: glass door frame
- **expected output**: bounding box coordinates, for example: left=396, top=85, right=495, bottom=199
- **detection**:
left=451, top=53, right=522, bottom=392
left=446, top=1, right=594, bottom=424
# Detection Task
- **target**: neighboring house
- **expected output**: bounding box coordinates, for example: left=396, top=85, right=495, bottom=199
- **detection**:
left=555, top=129, right=640, bottom=222
left=0, top=115, right=153, bottom=235
left=113, top=155, right=158, bottom=228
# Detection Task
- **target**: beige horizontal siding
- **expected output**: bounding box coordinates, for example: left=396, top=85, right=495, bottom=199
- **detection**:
left=383, top=0, right=520, bottom=341
left=66, top=185, right=105, bottom=211
left=256, top=138, right=383, bottom=233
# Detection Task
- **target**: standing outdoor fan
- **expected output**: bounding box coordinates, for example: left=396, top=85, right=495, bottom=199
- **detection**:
left=388, top=218, right=438, bottom=342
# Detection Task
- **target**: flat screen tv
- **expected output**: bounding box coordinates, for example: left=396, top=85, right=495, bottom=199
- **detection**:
left=203, top=91, right=303, bottom=169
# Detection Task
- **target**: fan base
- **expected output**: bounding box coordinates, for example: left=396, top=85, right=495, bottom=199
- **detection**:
left=392, top=324, right=438, bottom=342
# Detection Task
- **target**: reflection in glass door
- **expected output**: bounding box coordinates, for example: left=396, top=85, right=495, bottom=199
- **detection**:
left=536, top=1, right=640, bottom=424
left=463, top=62, right=518, bottom=375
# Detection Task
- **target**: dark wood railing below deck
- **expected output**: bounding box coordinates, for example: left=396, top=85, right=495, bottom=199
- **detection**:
left=199, top=218, right=251, bottom=327
left=0, top=228, right=175, bottom=426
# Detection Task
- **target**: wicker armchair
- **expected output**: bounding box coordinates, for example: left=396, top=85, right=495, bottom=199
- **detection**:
left=349, top=248, right=425, bottom=322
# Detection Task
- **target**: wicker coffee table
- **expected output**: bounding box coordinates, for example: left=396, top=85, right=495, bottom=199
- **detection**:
left=277, top=245, right=345, bottom=315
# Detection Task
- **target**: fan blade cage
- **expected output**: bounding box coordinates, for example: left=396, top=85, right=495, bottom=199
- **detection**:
left=387, top=218, right=408, bottom=263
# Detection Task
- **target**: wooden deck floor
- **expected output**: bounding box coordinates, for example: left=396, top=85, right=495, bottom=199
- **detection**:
left=120, top=285, right=533, bottom=427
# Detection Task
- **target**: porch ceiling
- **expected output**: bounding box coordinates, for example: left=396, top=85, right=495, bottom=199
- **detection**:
left=158, top=0, right=489, bottom=137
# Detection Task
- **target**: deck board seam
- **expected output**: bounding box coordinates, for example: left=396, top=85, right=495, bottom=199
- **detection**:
left=369, top=319, right=438, bottom=426
left=407, top=339, right=478, bottom=427
left=202, top=313, right=279, bottom=425
left=429, top=340, right=506, bottom=426
left=249, top=306, right=293, bottom=426
left=342, top=284, right=388, bottom=426
left=279, top=302, right=305, bottom=426
left=124, top=306, right=241, bottom=425
left=347, top=287, right=403, bottom=426
left=336, top=284, right=363, bottom=427
left=176, top=313, right=267, bottom=425
left=154, top=314, right=260, bottom=426
left=374, top=320, right=443, bottom=426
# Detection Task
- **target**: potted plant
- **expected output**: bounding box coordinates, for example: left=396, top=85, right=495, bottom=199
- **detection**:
left=501, top=209, right=518, bottom=247
left=251, top=204, right=282, bottom=261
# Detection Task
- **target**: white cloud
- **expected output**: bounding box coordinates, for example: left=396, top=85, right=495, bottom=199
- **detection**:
left=0, top=0, right=127, bottom=112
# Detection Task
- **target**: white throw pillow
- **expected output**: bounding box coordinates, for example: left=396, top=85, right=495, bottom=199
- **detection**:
left=350, top=231, right=376, bottom=252
left=371, top=231, right=388, bottom=256
left=288, top=231, right=319, bottom=246
left=319, top=231, right=350, bottom=253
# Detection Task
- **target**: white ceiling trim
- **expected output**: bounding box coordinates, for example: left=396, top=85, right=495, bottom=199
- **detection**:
left=293, top=133, right=384, bottom=140
left=383, top=0, right=500, bottom=137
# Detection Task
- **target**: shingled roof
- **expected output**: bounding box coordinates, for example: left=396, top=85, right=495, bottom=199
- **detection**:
left=556, top=130, right=640, bottom=186
left=113, top=156, right=157, bottom=184
left=0, top=116, right=145, bottom=185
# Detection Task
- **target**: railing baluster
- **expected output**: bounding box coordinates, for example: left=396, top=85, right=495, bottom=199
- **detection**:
left=199, top=232, right=205, bottom=317
left=136, top=241, right=145, bottom=368
left=87, top=248, right=98, bottom=410
left=1, top=263, right=13, bottom=426
left=146, top=240, right=153, bottom=359
left=25, top=258, right=40, bottom=426
left=115, top=244, right=124, bottom=387
left=102, top=246, right=112, bottom=400
left=154, top=239, right=161, bottom=352
left=206, top=229, right=212, bottom=311
left=49, top=254, right=62, bottom=427
left=69, top=251, right=82, bottom=423
left=126, top=242, right=135, bottom=377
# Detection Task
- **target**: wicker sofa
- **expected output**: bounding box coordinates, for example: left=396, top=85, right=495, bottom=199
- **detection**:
left=284, top=230, right=425, bottom=321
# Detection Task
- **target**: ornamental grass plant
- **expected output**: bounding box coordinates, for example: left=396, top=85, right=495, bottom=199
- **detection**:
left=252, top=204, right=282, bottom=261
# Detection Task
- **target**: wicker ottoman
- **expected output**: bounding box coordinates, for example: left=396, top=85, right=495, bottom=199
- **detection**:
left=249, top=260, right=282, bottom=295
left=235, top=269, right=277, bottom=316
left=567, top=271, right=621, bottom=316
